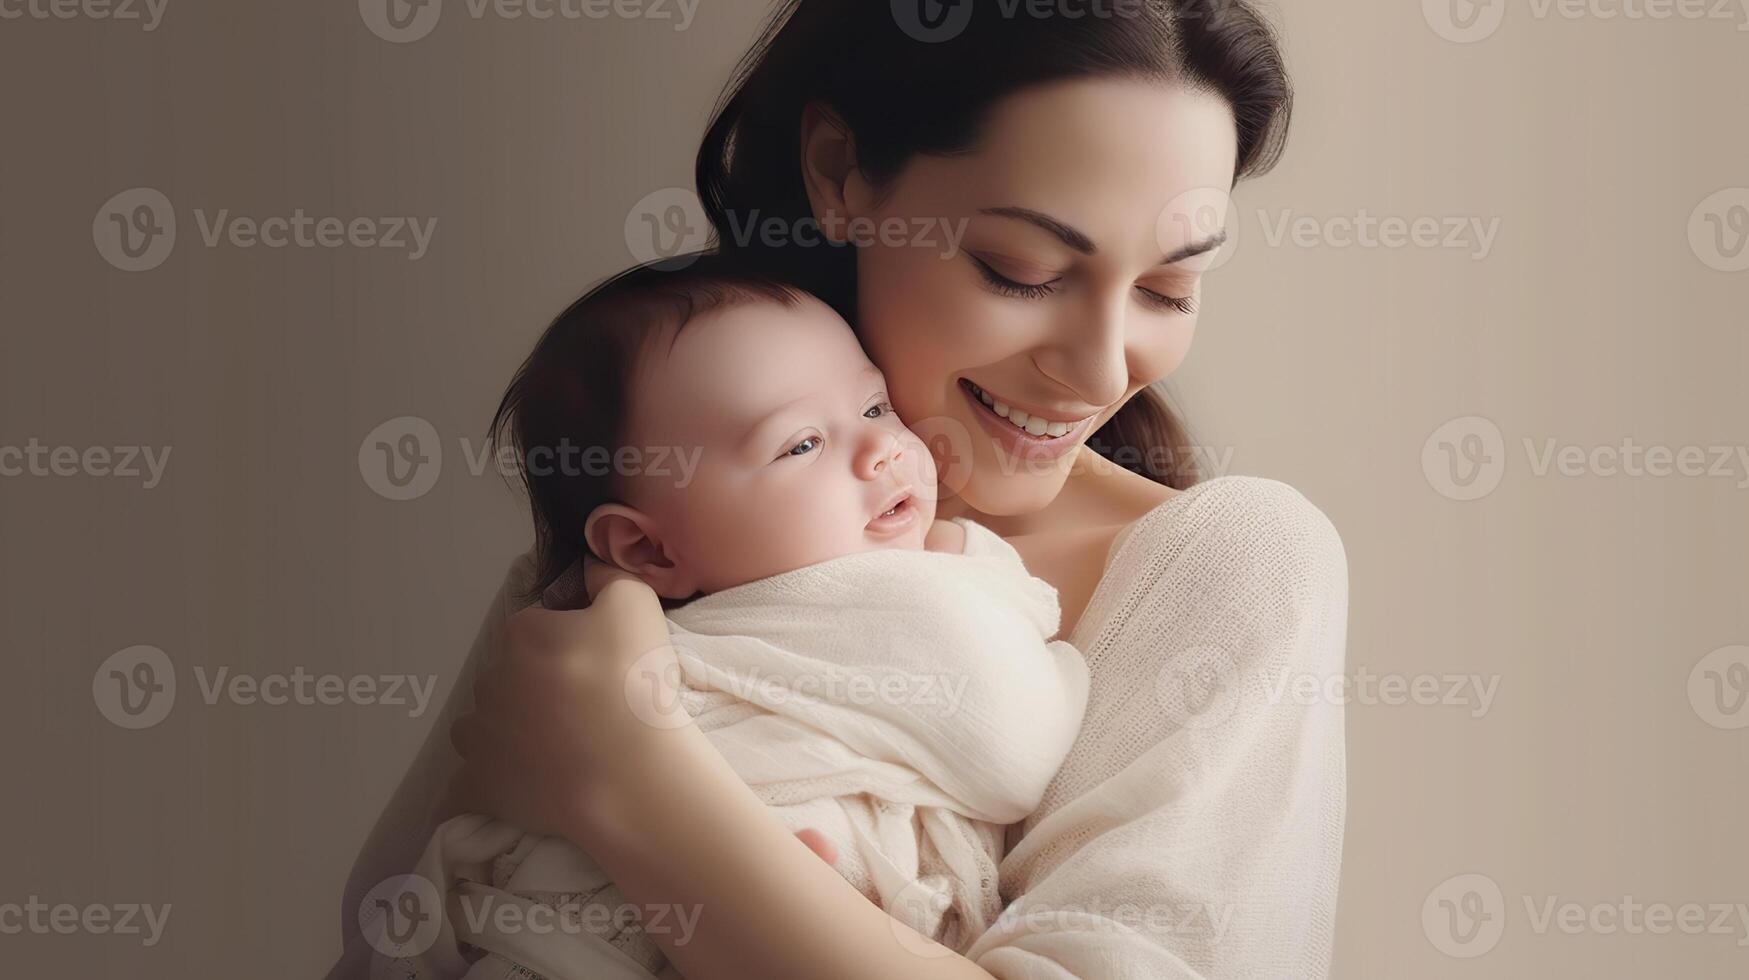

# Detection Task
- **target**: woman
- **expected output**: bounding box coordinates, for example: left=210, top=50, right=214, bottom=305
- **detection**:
left=339, top=2, right=1348, bottom=977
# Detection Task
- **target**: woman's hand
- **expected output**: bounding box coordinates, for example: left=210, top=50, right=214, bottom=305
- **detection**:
left=445, top=559, right=683, bottom=845
left=445, top=558, right=848, bottom=866
left=442, top=559, right=989, bottom=980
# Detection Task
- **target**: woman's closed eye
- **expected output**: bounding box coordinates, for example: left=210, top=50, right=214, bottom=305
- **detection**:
left=970, top=253, right=1059, bottom=299
left=971, top=254, right=1198, bottom=314
left=1136, top=285, right=1198, bottom=316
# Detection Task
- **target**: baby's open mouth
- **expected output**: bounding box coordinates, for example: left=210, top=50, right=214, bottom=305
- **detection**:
left=866, top=491, right=918, bottom=535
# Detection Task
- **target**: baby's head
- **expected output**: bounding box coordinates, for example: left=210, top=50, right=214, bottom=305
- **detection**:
left=495, top=257, right=936, bottom=602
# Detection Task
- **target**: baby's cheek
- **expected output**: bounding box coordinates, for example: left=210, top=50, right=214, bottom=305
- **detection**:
left=696, top=486, right=842, bottom=586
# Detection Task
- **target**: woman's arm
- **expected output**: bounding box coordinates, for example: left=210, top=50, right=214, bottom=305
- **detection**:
left=566, top=702, right=999, bottom=980
left=451, top=476, right=1346, bottom=980
left=334, top=553, right=536, bottom=975
left=449, top=568, right=999, bottom=980
left=965, top=477, right=1349, bottom=979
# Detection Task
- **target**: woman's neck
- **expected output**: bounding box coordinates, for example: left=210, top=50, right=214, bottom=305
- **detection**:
left=938, top=447, right=1179, bottom=539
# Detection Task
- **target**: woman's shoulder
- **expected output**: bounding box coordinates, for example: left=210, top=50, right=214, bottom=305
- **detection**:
left=1078, top=475, right=1349, bottom=673
left=1105, top=475, right=1348, bottom=603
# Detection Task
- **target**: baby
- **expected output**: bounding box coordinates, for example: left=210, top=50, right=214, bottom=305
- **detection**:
left=385, top=257, right=1088, bottom=980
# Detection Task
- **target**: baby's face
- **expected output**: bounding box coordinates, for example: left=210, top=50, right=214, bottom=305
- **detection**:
left=619, top=295, right=936, bottom=595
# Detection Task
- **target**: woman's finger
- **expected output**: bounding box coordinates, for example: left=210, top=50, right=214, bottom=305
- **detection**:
left=583, top=556, right=653, bottom=605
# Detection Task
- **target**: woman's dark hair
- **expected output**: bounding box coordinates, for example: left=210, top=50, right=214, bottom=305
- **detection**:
left=695, top=0, right=1293, bottom=489
left=491, top=253, right=801, bottom=598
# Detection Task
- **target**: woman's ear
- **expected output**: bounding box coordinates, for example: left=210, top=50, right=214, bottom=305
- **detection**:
left=799, top=102, right=873, bottom=243
left=582, top=504, right=699, bottom=600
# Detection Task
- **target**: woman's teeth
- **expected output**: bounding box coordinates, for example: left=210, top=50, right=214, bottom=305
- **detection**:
left=965, top=382, right=1081, bottom=438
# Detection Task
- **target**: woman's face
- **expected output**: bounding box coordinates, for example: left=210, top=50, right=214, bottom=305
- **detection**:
left=828, top=78, right=1239, bottom=517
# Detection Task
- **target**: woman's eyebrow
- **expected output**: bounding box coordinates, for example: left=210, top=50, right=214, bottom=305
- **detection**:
left=978, top=206, right=1096, bottom=254
left=977, top=205, right=1229, bottom=264
left=1164, top=228, right=1228, bottom=264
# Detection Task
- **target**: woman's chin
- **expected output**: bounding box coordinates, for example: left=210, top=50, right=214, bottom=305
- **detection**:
left=952, top=451, right=1077, bottom=519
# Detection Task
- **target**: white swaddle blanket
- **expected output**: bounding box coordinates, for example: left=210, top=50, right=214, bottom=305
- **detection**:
left=387, top=518, right=1088, bottom=980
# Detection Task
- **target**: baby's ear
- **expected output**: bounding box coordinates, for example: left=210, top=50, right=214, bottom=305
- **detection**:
left=582, top=504, right=698, bottom=600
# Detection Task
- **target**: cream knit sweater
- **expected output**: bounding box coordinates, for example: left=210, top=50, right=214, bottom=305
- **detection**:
left=332, top=475, right=1348, bottom=980
left=963, top=476, right=1348, bottom=978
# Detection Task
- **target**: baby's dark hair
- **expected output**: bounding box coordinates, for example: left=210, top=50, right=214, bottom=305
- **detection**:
left=490, top=252, right=804, bottom=599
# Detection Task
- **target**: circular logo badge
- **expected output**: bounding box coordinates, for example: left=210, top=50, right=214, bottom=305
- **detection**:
left=624, top=187, right=712, bottom=269
left=359, top=416, right=443, bottom=501
left=904, top=414, right=976, bottom=506
left=1155, top=646, right=1243, bottom=731
left=1422, top=0, right=1506, bottom=43
left=1421, top=415, right=1506, bottom=501
left=890, top=0, right=974, bottom=43
left=1687, top=188, right=1749, bottom=273
left=94, top=188, right=176, bottom=272
left=93, top=645, right=177, bottom=730
left=1688, top=644, right=1749, bottom=730
left=358, top=873, right=444, bottom=958
left=624, top=641, right=693, bottom=731
left=1422, top=872, right=1505, bottom=957
left=1157, top=186, right=1239, bottom=274
left=883, top=876, right=958, bottom=960
left=359, top=0, right=443, bottom=43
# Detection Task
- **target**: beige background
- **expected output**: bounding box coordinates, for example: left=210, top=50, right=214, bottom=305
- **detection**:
left=1, top=0, right=1745, bottom=977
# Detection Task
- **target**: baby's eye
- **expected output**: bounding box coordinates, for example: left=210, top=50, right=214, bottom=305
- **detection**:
left=863, top=400, right=893, bottom=419
left=782, top=435, right=822, bottom=458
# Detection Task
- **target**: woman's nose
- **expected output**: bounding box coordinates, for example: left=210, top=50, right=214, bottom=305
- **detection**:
left=1033, top=292, right=1131, bottom=407
left=854, top=427, right=903, bottom=480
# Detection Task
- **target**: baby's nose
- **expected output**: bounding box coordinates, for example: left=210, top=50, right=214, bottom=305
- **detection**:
left=856, top=429, right=902, bottom=479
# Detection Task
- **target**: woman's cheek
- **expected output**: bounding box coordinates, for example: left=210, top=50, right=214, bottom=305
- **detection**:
left=860, top=246, right=978, bottom=351
left=1131, top=313, right=1198, bottom=385
left=876, top=287, right=1006, bottom=410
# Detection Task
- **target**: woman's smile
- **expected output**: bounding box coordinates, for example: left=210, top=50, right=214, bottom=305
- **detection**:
left=958, top=377, right=1097, bottom=461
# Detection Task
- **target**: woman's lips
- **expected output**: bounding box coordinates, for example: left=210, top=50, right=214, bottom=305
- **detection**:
left=958, top=379, right=1095, bottom=462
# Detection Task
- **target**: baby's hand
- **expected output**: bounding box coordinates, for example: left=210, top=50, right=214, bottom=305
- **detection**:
left=794, top=828, right=838, bottom=867
left=923, top=519, right=965, bottom=554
